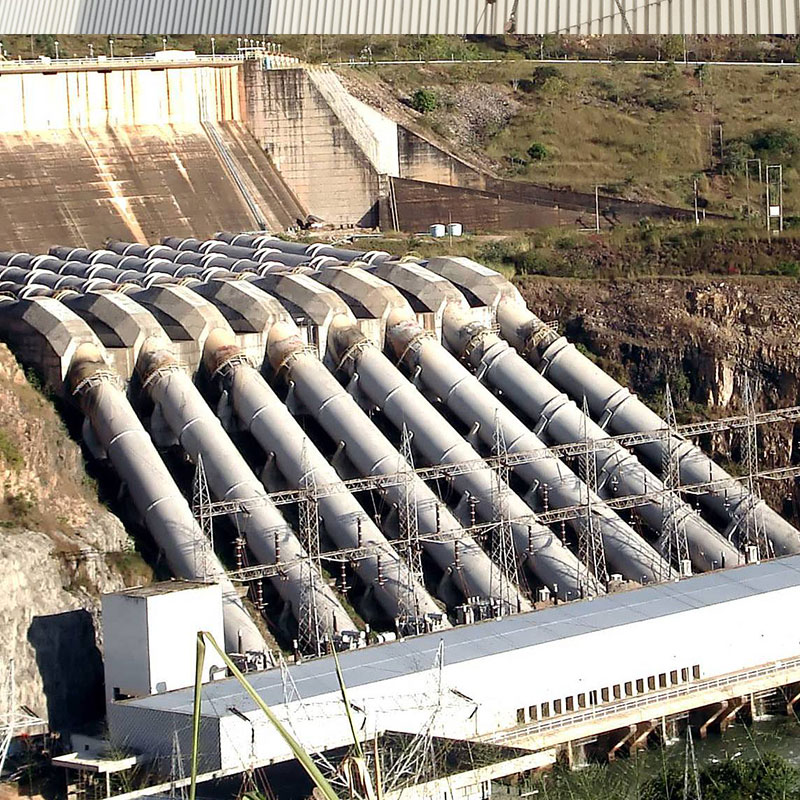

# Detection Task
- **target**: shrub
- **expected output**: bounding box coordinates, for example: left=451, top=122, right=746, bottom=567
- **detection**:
left=410, top=88, right=438, bottom=114
left=722, top=138, right=755, bottom=175
left=5, top=491, right=34, bottom=520
left=531, top=65, right=562, bottom=87
left=645, top=92, right=683, bottom=112
left=750, top=127, right=800, bottom=159
left=0, top=430, right=23, bottom=470
left=527, top=142, right=549, bottom=161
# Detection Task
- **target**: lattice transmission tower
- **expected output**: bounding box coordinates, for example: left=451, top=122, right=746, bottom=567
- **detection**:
left=491, top=413, right=522, bottom=615
left=658, top=384, right=692, bottom=578
left=297, top=442, right=326, bottom=657
left=578, top=397, right=608, bottom=589
left=396, top=424, right=425, bottom=633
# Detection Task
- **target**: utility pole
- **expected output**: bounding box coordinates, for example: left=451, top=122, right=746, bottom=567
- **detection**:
left=766, top=164, right=784, bottom=236
left=742, top=376, right=770, bottom=561
left=191, top=454, right=214, bottom=581
left=595, top=186, right=601, bottom=232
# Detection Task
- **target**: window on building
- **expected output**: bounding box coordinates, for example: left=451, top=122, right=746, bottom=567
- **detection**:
left=601, top=687, right=610, bottom=702
left=692, top=665, right=701, bottom=679
left=624, top=681, right=633, bottom=696
left=589, top=690, right=598, bottom=705
left=578, top=693, right=586, bottom=708
left=516, top=708, right=525, bottom=724
left=658, top=673, right=667, bottom=688
left=529, top=705, right=538, bottom=722
left=681, top=667, right=690, bottom=682
left=670, top=670, right=678, bottom=685
left=613, top=684, right=622, bottom=699
left=636, top=678, right=644, bottom=693
left=565, top=696, right=574, bottom=712
left=648, top=676, right=656, bottom=690
left=541, top=702, right=550, bottom=718
left=553, top=699, right=562, bottom=715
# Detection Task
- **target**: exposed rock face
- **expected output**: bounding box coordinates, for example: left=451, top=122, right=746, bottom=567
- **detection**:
left=0, top=344, right=149, bottom=732
left=516, top=276, right=800, bottom=524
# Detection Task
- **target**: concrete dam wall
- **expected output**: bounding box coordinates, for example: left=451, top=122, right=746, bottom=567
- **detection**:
left=0, top=64, right=243, bottom=131
left=244, top=66, right=383, bottom=227
left=0, top=63, right=305, bottom=252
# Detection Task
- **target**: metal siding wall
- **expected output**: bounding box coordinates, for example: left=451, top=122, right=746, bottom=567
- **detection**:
left=0, top=1, right=797, bottom=37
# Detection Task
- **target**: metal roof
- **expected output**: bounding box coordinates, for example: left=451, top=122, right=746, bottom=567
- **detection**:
left=0, top=0, right=797, bottom=34
left=119, top=554, right=800, bottom=719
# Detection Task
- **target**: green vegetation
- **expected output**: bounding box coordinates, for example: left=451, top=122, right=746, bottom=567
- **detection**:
left=410, top=87, right=438, bottom=113
left=642, top=753, right=800, bottom=800
left=4, top=491, right=35, bottom=522
left=527, top=141, right=549, bottom=161
left=528, top=753, right=800, bottom=800
left=366, top=61, right=800, bottom=216
left=3, top=33, right=799, bottom=65
left=333, top=222, right=800, bottom=280
left=106, top=551, right=155, bottom=587
left=0, top=428, right=23, bottom=470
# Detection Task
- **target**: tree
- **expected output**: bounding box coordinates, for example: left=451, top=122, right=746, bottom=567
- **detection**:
left=527, top=142, right=549, bottom=161
left=410, top=88, right=438, bottom=114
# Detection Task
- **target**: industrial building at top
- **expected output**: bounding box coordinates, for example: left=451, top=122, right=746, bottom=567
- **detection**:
left=0, top=0, right=797, bottom=34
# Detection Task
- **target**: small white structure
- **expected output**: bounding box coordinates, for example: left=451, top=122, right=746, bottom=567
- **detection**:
left=102, top=580, right=225, bottom=704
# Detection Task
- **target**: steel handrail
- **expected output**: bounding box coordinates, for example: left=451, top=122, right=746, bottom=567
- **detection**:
left=483, top=654, right=800, bottom=743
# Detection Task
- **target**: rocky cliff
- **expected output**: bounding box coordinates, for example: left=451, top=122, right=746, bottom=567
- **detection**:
left=0, top=344, right=151, bottom=733
left=517, top=275, right=800, bottom=524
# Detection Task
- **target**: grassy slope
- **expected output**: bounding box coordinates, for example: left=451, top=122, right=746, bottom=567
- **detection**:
left=357, top=61, right=800, bottom=216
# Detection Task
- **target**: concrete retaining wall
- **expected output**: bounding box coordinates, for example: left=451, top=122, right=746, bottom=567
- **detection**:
left=388, top=177, right=584, bottom=232
left=397, top=127, right=487, bottom=191
left=244, top=65, right=382, bottom=227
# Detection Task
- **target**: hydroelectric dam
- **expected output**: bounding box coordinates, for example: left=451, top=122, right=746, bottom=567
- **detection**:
left=2, top=49, right=800, bottom=800
left=2, top=230, right=800, bottom=797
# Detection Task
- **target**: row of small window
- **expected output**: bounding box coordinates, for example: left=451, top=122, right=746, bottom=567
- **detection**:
left=516, top=664, right=702, bottom=725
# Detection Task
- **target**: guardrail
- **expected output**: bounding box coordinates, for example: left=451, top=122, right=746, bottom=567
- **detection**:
left=483, top=654, right=800, bottom=744
left=0, top=52, right=301, bottom=73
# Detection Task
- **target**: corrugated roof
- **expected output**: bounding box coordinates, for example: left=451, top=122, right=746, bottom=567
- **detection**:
left=120, top=555, right=800, bottom=718
left=0, top=0, right=797, bottom=34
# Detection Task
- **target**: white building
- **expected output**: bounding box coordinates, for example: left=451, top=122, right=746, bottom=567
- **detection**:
left=108, top=556, right=800, bottom=775
left=102, top=580, right=225, bottom=704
